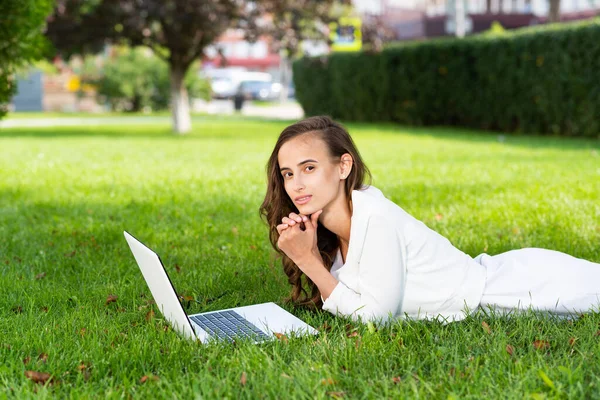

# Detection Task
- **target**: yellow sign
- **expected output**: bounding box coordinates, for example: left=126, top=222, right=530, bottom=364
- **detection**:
left=66, top=76, right=80, bottom=92
left=329, top=17, right=362, bottom=52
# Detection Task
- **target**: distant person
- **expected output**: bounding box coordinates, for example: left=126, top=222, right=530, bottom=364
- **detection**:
left=233, top=84, right=245, bottom=112
left=259, top=116, right=600, bottom=323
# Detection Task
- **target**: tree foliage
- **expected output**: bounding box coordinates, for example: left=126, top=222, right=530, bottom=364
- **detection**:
left=46, top=0, right=251, bottom=133
left=0, top=0, right=53, bottom=119
left=81, top=47, right=210, bottom=112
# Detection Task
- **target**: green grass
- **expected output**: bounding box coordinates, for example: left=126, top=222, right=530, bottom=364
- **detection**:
left=1, top=118, right=599, bottom=398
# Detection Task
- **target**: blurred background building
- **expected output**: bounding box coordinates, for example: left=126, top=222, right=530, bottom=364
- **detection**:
left=354, top=0, right=600, bottom=40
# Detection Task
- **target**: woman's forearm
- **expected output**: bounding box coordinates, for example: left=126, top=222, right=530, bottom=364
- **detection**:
left=295, top=254, right=339, bottom=300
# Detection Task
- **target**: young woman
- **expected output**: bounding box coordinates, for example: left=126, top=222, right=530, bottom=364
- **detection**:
left=260, top=116, right=600, bottom=323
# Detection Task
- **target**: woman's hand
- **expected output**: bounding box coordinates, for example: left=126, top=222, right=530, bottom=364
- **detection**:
left=277, top=210, right=323, bottom=269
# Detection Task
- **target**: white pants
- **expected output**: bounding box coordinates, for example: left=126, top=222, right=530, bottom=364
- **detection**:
left=474, top=248, right=600, bottom=315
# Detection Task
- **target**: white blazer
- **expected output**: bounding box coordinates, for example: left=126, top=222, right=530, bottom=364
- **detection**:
left=322, top=186, right=487, bottom=323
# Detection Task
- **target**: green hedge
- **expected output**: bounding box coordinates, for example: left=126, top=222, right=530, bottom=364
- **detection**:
left=293, top=19, right=600, bottom=137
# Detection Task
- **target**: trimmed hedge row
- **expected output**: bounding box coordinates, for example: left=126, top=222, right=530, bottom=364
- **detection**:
left=293, top=19, right=600, bottom=137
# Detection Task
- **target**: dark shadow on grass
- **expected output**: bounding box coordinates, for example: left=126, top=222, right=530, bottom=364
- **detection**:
left=0, top=118, right=598, bottom=151
left=343, top=121, right=600, bottom=151
left=0, top=192, right=287, bottom=314
left=2, top=180, right=598, bottom=278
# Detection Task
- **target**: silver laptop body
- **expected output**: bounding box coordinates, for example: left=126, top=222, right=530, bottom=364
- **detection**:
left=124, top=231, right=318, bottom=343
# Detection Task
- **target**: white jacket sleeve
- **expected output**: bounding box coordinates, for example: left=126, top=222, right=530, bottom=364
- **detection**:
left=321, top=215, right=406, bottom=323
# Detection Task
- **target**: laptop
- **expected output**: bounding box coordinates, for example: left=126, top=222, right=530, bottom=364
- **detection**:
left=124, top=231, right=318, bottom=343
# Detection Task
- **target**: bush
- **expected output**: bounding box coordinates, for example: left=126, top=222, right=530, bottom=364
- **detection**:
left=82, top=47, right=211, bottom=112
left=293, top=18, right=600, bottom=137
left=0, top=0, right=53, bottom=119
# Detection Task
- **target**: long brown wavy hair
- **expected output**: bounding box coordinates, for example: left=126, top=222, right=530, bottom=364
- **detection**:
left=259, top=116, right=371, bottom=309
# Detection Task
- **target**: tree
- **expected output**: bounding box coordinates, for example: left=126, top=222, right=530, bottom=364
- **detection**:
left=255, top=1, right=392, bottom=101
left=248, top=0, right=336, bottom=102
left=80, top=47, right=210, bottom=112
left=47, top=0, right=250, bottom=133
left=548, top=0, right=561, bottom=23
left=0, top=0, right=53, bottom=120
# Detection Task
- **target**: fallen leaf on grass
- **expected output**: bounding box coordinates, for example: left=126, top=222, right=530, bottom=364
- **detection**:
left=346, top=331, right=359, bottom=338
left=321, top=377, right=337, bottom=385
left=23, top=356, right=31, bottom=365
left=25, top=371, right=52, bottom=385
left=327, top=391, right=346, bottom=398
left=392, top=376, right=402, bottom=384
left=174, top=264, right=181, bottom=273
left=78, top=328, right=87, bottom=337
left=12, top=306, right=23, bottom=314
left=568, top=337, right=577, bottom=346
left=139, top=375, right=159, bottom=384
left=533, top=340, right=550, bottom=350
left=179, top=295, right=194, bottom=308
left=146, top=310, right=155, bottom=321
left=435, top=214, right=443, bottom=221
left=77, top=362, right=91, bottom=380
left=105, top=295, right=118, bottom=305
left=481, top=321, right=491, bottom=334
left=64, top=250, right=76, bottom=258
left=273, top=332, right=288, bottom=342
left=319, top=322, right=332, bottom=332
left=506, top=344, right=515, bottom=356
left=35, top=273, right=46, bottom=280
left=240, top=371, right=247, bottom=386
left=38, top=353, right=48, bottom=363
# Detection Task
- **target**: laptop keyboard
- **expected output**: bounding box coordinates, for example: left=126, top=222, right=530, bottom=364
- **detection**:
left=190, top=310, right=270, bottom=342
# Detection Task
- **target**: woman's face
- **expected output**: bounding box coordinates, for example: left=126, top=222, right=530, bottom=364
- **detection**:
left=277, top=133, right=348, bottom=216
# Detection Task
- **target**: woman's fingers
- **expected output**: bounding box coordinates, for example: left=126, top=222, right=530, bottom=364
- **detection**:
left=282, top=217, right=296, bottom=226
left=276, top=223, right=289, bottom=235
left=288, top=212, right=304, bottom=223
left=283, top=213, right=306, bottom=226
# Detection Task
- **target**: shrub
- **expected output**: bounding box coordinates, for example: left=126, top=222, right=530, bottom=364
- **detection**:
left=293, top=18, right=600, bottom=137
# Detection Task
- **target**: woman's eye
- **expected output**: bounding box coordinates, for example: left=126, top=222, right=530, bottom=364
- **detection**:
left=305, top=165, right=315, bottom=172
left=283, top=172, right=292, bottom=179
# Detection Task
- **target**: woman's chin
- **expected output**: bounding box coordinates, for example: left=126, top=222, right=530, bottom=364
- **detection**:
left=297, top=205, right=316, bottom=216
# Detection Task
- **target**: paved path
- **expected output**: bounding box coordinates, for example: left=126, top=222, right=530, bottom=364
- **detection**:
left=0, top=100, right=304, bottom=128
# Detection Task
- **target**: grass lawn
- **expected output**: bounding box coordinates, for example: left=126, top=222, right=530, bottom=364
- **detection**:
left=1, top=117, right=599, bottom=398
left=3, top=111, right=180, bottom=119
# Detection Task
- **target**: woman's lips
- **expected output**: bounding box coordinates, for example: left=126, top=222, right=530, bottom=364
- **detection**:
left=295, top=195, right=312, bottom=205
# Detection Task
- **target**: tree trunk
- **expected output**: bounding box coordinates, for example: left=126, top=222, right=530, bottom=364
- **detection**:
left=279, top=55, right=291, bottom=103
left=170, top=64, right=191, bottom=134
left=548, top=0, right=561, bottom=23
left=486, top=0, right=492, bottom=13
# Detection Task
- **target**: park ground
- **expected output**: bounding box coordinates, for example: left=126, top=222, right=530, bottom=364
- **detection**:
left=1, top=115, right=599, bottom=398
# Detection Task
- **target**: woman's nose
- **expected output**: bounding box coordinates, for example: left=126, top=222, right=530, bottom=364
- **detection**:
left=294, top=176, right=305, bottom=191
